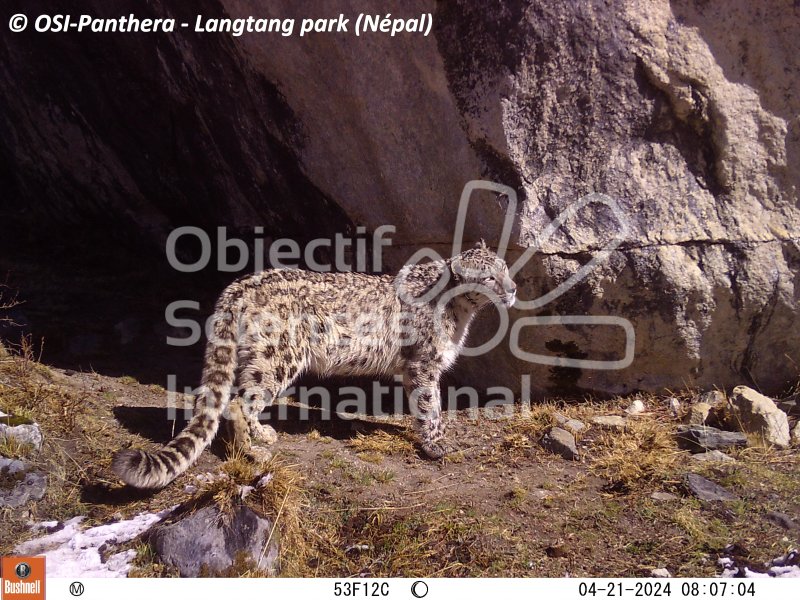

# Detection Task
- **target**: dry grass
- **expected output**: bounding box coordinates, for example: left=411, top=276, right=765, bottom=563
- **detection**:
left=0, top=434, right=36, bottom=459
left=147, top=450, right=309, bottom=576
left=670, top=504, right=732, bottom=550
left=0, top=282, right=21, bottom=328
left=1, top=338, right=797, bottom=579
left=251, top=457, right=308, bottom=574
left=289, top=500, right=530, bottom=577
left=0, top=336, right=84, bottom=437
left=509, top=402, right=558, bottom=439
left=0, top=355, right=90, bottom=554
left=502, top=432, right=534, bottom=451
left=347, top=430, right=414, bottom=456
left=590, top=415, right=687, bottom=491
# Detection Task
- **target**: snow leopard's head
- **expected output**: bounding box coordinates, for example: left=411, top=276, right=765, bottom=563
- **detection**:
left=449, top=240, right=516, bottom=308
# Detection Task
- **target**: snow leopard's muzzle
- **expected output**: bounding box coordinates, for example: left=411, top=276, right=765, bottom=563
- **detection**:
left=500, top=274, right=517, bottom=308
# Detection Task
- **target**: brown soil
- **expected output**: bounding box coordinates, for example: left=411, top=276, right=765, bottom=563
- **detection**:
left=1, top=351, right=798, bottom=577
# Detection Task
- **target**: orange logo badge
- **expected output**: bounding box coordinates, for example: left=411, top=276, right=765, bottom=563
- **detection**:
left=1, top=556, right=45, bottom=600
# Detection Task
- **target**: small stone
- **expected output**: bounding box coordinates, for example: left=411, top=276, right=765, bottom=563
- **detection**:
left=625, top=399, right=645, bottom=415
left=676, top=425, right=748, bottom=453
left=0, top=458, right=47, bottom=508
left=554, top=414, right=586, bottom=433
left=562, top=419, right=586, bottom=433
left=685, top=473, right=737, bottom=502
left=0, top=422, right=43, bottom=452
left=765, top=511, right=798, bottom=530
left=651, top=568, right=671, bottom=578
left=684, top=402, right=712, bottom=426
left=791, top=421, right=800, bottom=446
left=532, top=489, right=554, bottom=500
left=590, top=415, right=627, bottom=430
left=149, top=505, right=278, bottom=577
left=699, top=390, right=726, bottom=405
left=650, top=491, right=679, bottom=501
left=539, top=427, right=579, bottom=460
left=668, top=397, right=681, bottom=417
left=728, top=386, right=790, bottom=448
left=690, top=450, right=735, bottom=463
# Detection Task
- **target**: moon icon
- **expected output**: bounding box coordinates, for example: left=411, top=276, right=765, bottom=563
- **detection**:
left=411, top=580, right=428, bottom=598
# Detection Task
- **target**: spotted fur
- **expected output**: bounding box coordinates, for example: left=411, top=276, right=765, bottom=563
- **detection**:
left=112, top=241, right=516, bottom=488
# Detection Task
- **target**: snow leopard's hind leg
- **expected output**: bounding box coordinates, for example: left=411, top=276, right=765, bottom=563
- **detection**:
left=229, top=342, right=308, bottom=453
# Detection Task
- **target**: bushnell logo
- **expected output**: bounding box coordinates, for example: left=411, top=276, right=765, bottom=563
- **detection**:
left=1, top=556, right=45, bottom=600
left=13, top=563, right=30, bottom=579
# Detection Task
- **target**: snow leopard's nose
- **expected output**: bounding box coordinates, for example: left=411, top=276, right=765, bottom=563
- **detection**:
left=503, top=277, right=516, bottom=295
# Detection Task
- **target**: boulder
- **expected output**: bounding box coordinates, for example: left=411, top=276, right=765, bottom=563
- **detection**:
left=676, top=425, right=747, bottom=453
left=685, top=473, right=737, bottom=502
left=684, top=403, right=712, bottom=426
left=728, top=386, right=790, bottom=448
left=0, top=422, right=43, bottom=452
left=1, top=1, right=798, bottom=397
left=539, top=427, right=579, bottom=460
left=555, top=414, right=586, bottom=434
left=0, top=458, right=47, bottom=508
left=149, top=505, right=278, bottom=577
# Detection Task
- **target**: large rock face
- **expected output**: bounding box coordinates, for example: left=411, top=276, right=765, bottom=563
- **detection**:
left=0, top=0, right=798, bottom=396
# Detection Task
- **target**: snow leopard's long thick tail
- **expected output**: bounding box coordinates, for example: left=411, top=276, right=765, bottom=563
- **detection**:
left=112, top=289, right=244, bottom=489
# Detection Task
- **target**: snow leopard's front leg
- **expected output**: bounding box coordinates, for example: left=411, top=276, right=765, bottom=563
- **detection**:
left=403, top=361, right=450, bottom=459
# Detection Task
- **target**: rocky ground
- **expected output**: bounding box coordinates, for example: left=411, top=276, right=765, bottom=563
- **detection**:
left=1, top=341, right=798, bottom=578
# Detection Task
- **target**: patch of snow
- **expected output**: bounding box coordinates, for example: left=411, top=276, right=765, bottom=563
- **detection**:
left=15, top=506, right=175, bottom=578
left=766, top=566, right=800, bottom=578
left=718, top=550, right=800, bottom=578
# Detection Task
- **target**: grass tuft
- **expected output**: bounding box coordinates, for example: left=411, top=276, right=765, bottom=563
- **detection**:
left=590, top=416, right=687, bottom=491
left=348, top=430, right=414, bottom=456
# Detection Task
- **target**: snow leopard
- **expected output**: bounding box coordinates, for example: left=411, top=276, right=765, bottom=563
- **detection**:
left=113, top=241, right=517, bottom=488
